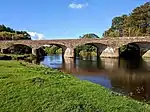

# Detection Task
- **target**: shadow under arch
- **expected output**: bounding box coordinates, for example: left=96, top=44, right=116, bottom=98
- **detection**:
left=119, top=42, right=141, bottom=59
left=135, top=42, right=150, bottom=57
left=3, top=44, right=32, bottom=54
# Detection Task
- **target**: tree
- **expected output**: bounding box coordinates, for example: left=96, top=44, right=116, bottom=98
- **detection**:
left=112, top=15, right=128, bottom=36
left=103, top=2, right=150, bottom=37
left=81, top=33, right=100, bottom=38
left=130, top=2, right=150, bottom=36
left=0, top=25, right=7, bottom=32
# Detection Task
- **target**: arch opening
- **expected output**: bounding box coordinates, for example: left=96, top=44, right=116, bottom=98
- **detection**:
left=75, top=43, right=107, bottom=59
left=119, top=43, right=140, bottom=59
left=135, top=42, right=150, bottom=58
left=4, top=44, right=32, bottom=54
left=37, top=44, right=67, bottom=57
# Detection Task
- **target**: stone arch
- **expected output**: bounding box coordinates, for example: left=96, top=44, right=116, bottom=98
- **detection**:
left=34, top=43, right=67, bottom=56
left=73, top=41, right=120, bottom=58
left=37, top=43, right=67, bottom=50
left=1, top=44, right=32, bottom=54
left=135, top=42, right=150, bottom=58
left=119, top=42, right=150, bottom=58
left=74, top=42, right=107, bottom=58
left=73, top=40, right=108, bottom=48
left=119, top=42, right=141, bottom=59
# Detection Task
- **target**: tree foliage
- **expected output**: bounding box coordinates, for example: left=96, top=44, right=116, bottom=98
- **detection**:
left=43, top=46, right=62, bottom=55
left=0, top=25, right=31, bottom=40
left=103, top=2, right=150, bottom=37
left=80, top=33, right=100, bottom=38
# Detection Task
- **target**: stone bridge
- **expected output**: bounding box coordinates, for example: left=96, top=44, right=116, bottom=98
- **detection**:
left=0, top=36, right=150, bottom=58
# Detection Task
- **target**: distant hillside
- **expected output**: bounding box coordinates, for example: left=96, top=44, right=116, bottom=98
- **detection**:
left=0, top=25, right=31, bottom=40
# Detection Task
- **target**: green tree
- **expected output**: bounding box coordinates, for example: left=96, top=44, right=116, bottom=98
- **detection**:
left=81, top=33, right=100, bottom=38
left=43, top=45, right=62, bottom=55
left=103, top=2, right=150, bottom=37
left=0, top=25, right=7, bottom=32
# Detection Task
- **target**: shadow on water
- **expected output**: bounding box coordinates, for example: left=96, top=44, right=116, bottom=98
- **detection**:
left=40, top=54, right=150, bottom=103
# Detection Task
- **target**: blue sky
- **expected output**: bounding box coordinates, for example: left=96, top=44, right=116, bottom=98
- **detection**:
left=0, top=0, right=148, bottom=40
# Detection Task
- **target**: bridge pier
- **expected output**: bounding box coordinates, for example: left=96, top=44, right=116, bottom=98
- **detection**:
left=64, top=47, right=75, bottom=58
left=97, top=46, right=107, bottom=58
left=142, top=50, right=150, bottom=58
left=32, top=48, right=37, bottom=56
left=99, top=47, right=119, bottom=58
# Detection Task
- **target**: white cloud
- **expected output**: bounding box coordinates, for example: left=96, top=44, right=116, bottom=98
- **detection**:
left=69, top=2, right=88, bottom=9
left=28, top=32, right=45, bottom=40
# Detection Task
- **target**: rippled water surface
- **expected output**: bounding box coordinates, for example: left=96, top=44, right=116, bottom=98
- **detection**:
left=40, top=55, right=150, bottom=102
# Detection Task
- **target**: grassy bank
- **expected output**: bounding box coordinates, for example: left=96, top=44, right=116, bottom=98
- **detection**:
left=0, top=61, right=150, bottom=112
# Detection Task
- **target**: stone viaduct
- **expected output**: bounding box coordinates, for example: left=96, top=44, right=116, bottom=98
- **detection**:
left=0, top=36, right=150, bottom=58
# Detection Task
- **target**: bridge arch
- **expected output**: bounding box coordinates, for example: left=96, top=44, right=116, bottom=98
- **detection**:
left=73, top=40, right=108, bottom=48
left=119, top=43, right=140, bottom=59
left=74, top=42, right=108, bottom=58
left=74, top=41, right=120, bottom=58
left=36, top=43, right=67, bottom=50
left=35, top=43, right=68, bottom=57
left=1, top=44, right=32, bottom=54
left=118, top=42, right=150, bottom=58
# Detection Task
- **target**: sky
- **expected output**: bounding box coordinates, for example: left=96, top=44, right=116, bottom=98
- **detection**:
left=0, top=0, right=148, bottom=40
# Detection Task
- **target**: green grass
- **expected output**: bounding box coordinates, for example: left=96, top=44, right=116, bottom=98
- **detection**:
left=0, top=61, right=150, bottom=112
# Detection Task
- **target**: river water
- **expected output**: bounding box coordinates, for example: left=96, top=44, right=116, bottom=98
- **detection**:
left=40, top=55, right=150, bottom=102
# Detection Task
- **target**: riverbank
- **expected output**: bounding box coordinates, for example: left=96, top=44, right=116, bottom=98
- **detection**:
left=0, top=53, right=37, bottom=61
left=0, top=60, right=150, bottom=112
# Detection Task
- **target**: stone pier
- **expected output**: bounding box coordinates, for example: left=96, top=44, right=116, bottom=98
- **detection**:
left=64, top=48, right=75, bottom=58
left=32, top=48, right=37, bottom=56
left=142, top=50, right=150, bottom=58
left=100, top=47, right=119, bottom=58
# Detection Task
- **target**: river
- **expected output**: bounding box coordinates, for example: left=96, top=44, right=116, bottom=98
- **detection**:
left=40, top=55, right=150, bottom=102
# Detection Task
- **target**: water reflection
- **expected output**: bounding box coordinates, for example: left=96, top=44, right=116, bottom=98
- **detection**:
left=40, top=55, right=150, bottom=102
left=41, top=55, right=63, bottom=68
